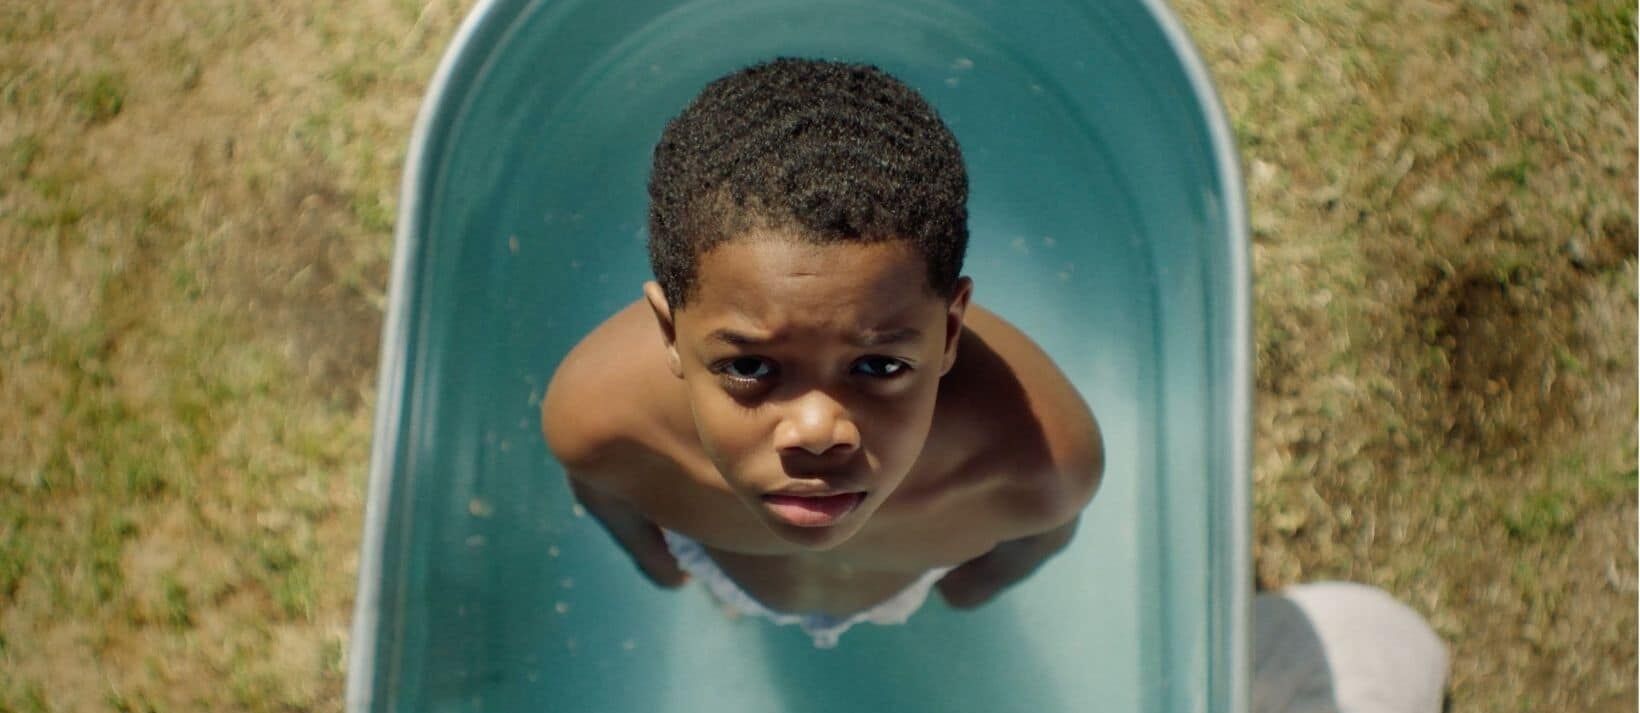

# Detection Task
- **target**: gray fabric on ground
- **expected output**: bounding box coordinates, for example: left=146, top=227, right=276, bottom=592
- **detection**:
left=1252, top=582, right=1449, bottom=713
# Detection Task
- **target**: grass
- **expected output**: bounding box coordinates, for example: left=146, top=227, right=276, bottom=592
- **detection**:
left=0, top=0, right=1633, bottom=711
left=73, top=70, right=125, bottom=124
left=0, top=2, right=414, bottom=709
left=1183, top=2, right=1637, bottom=709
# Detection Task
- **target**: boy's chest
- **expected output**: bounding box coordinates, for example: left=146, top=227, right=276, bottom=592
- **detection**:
left=673, top=501, right=1001, bottom=566
left=680, top=490, right=1005, bottom=616
left=658, top=457, right=1010, bottom=573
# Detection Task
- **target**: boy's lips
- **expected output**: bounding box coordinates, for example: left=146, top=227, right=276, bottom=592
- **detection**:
left=760, top=492, right=866, bottom=528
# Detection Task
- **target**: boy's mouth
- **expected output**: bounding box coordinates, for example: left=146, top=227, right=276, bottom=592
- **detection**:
left=760, top=492, right=866, bottom=528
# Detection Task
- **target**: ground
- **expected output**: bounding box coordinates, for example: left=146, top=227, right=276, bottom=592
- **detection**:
left=0, top=1, right=1633, bottom=711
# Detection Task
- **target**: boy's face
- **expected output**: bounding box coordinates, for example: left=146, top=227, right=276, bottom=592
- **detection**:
left=645, top=233, right=971, bottom=550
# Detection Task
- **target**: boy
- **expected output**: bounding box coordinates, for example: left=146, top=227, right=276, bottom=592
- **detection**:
left=542, top=58, right=1102, bottom=648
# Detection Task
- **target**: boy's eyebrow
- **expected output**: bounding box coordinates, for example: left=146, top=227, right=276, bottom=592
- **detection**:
left=851, top=327, right=922, bottom=347
left=707, top=329, right=771, bottom=346
left=704, top=327, right=923, bottom=347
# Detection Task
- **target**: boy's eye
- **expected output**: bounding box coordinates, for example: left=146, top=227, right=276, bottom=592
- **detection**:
left=852, top=356, right=908, bottom=378
left=720, top=357, right=775, bottom=380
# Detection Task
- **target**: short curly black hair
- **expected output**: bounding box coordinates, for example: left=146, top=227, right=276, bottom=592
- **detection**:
left=647, top=58, right=968, bottom=307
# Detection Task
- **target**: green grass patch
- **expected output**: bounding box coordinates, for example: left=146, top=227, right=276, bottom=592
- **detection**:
left=19, top=167, right=90, bottom=230
left=1588, top=465, right=1640, bottom=504
left=0, top=5, right=55, bottom=43
left=161, top=574, right=193, bottom=629
left=88, top=511, right=138, bottom=606
left=159, top=38, right=204, bottom=93
left=1552, top=345, right=1589, bottom=377
left=1502, top=490, right=1576, bottom=542
left=3, top=134, right=40, bottom=182
left=106, top=689, right=162, bottom=713
left=1489, top=156, right=1532, bottom=189
left=1569, top=0, right=1638, bottom=56
left=0, top=55, right=54, bottom=111
left=75, top=70, right=127, bottom=125
left=321, top=635, right=347, bottom=677
left=0, top=515, right=26, bottom=600
left=329, top=56, right=384, bottom=99
left=11, top=682, right=52, bottom=713
left=351, top=190, right=394, bottom=234
left=254, top=538, right=318, bottom=621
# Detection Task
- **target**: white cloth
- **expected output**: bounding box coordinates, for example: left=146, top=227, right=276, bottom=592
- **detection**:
left=660, top=528, right=955, bottom=649
left=1252, top=582, right=1449, bottom=713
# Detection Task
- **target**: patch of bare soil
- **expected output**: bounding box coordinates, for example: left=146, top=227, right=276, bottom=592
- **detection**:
left=1406, top=214, right=1634, bottom=454
left=222, top=166, right=388, bottom=409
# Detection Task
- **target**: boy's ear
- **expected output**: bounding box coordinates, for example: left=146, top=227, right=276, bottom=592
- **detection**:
left=939, top=277, right=974, bottom=376
left=643, top=281, right=685, bottom=378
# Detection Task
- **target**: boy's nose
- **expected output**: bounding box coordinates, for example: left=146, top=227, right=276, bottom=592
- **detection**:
left=774, top=391, right=860, bottom=456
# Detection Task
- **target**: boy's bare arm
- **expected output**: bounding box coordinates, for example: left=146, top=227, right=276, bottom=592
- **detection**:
left=544, top=313, right=690, bottom=590
left=566, top=473, right=689, bottom=588
left=936, top=466, right=1098, bottom=608
left=546, top=389, right=690, bottom=590
left=932, top=304, right=1104, bottom=609
left=936, top=406, right=1104, bottom=609
left=936, top=515, right=1080, bottom=609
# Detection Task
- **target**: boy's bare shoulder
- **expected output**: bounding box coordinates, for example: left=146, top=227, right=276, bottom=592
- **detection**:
left=941, top=305, right=1104, bottom=534
left=541, top=300, right=691, bottom=480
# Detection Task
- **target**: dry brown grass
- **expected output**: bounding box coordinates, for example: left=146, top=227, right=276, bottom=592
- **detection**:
left=1180, top=0, right=1638, bottom=709
left=0, top=0, right=1633, bottom=711
left=0, top=1, right=463, bottom=710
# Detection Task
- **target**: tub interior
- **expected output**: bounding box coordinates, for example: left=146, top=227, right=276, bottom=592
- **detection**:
left=355, top=0, right=1247, bottom=710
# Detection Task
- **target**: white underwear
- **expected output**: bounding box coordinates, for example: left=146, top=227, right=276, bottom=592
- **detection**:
left=660, top=529, right=955, bottom=649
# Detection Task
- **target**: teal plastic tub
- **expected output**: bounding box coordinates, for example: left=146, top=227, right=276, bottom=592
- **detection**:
left=348, top=1, right=1250, bottom=710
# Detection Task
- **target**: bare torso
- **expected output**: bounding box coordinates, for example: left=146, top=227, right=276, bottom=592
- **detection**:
left=543, top=300, right=1100, bottom=616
